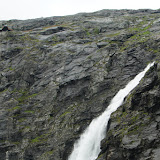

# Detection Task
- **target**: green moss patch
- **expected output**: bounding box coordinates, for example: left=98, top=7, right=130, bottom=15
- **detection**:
left=8, top=106, right=21, bottom=112
left=31, top=133, right=49, bottom=143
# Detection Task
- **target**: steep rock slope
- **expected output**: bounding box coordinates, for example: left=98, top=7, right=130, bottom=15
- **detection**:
left=97, top=64, right=160, bottom=160
left=0, top=9, right=160, bottom=160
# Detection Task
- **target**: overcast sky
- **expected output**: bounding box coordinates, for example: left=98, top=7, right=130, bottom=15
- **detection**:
left=0, top=0, right=159, bottom=20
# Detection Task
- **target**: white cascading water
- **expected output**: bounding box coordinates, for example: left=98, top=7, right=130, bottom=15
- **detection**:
left=68, top=62, right=154, bottom=160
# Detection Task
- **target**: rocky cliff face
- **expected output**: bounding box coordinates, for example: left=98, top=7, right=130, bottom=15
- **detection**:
left=97, top=64, right=160, bottom=160
left=0, top=9, right=160, bottom=160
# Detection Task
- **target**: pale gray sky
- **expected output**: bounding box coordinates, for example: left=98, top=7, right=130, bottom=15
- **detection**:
left=0, top=0, right=159, bottom=20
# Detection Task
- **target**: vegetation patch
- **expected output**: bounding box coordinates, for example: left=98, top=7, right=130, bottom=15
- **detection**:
left=82, top=28, right=90, bottom=36
left=8, top=67, right=15, bottom=71
left=0, top=89, right=8, bottom=94
left=24, top=110, right=34, bottom=114
left=105, top=32, right=120, bottom=38
left=119, top=18, right=154, bottom=51
left=16, top=90, right=38, bottom=104
left=31, top=133, right=49, bottom=143
left=8, top=106, right=21, bottom=112
left=60, top=111, right=71, bottom=117
left=93, top=27, right=100, bottom=34
left=18, top=118, right=26, bottom=123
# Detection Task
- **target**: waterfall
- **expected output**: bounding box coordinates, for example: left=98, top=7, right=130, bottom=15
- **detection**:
left=68, top=62, right=154, bottom=160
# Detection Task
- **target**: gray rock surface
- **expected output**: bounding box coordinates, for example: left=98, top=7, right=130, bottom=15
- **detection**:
left=0, top=9, right=160, bottom=160
left=98, top=64, right=160, bottom=160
